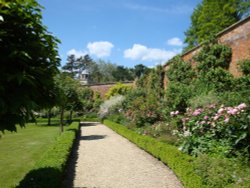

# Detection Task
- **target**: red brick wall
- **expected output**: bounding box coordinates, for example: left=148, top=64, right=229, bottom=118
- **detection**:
left=89, top=82, right=133, bottom=98
left=164, top=16, right=250, bottom=81
left=218, top=18, right=250, bottom=77
left=179, top=16, right=250, bottom=77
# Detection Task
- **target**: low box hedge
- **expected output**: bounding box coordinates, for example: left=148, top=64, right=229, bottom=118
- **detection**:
left=17, top=122, right=80, bottom=188
left=104, top=120, right=207, bottom=188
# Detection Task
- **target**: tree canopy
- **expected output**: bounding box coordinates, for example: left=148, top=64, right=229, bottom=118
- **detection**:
left=184, top=0, right=250, bottom=51
left=0, top=0, right=60, bottom=131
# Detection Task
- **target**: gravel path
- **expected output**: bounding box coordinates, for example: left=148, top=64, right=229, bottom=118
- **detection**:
left=65, top=122, right=183, bottom=188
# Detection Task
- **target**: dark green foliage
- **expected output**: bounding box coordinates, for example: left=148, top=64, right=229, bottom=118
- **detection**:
left=79, top=87, right=95, bottom=113
left=135, top=65, right=164, bottom=98
left=0, top=0, right=60, bottom=131
left=125, top=93, right=162, bottom=127
left=122, top=66, right=165, bottom=127
left=62, top=55, right=77, bottom=78
left=202, top=68, right=234, bottom=92
left=17, top=122, right=79, bottom=188
left=195, top=43, right=232, bottom=72
left=238, top=59, right=250, bottom=75
left=184, top=0, right=249, bottom=51
left=165, top=82, right=192, bottom=113
left=112, top=65, right=134, bottom=81
left=146, top=65, right=165, bottom=98
left=193, top=43, right=234, bottom=92
left=166, top=56, right=195, bottom=84
left=88, top=60, right=135, bottom=83
left=62, top=54, right=93, bottom=79
left=104, top=120, right=205, bottom=188
left=134, top=64, right=150, bottom=78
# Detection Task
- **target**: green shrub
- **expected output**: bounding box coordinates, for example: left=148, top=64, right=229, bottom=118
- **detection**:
left=165, top=82, right=192, bottom=113
left=238, top=59, right=250, bottom=75
left=104, top=120, right=205, bottom=188
left=194, top=154, right=250, bottom=188
left=125, top=93, right=163, bottom=127
left=195, top=43, right=232, bottom=72
left=17, top=122, right=80, bottom=188
left=166, top=55, right=195, bottom=84
left=105, top=83, right=133, bottom=99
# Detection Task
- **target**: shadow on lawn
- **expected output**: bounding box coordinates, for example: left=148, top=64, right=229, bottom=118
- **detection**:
left=16, top=167, right=61, bottom=188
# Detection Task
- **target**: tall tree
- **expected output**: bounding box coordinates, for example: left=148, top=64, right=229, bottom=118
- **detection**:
left=62, top=54, right=77, bottom=78
left=134, top=64, right=150, bottom=78
left=184, top=0, right=250, bottom=51
left=0, top=0, right=60, bottom=131
left=112, top=66, right=134, bottom=81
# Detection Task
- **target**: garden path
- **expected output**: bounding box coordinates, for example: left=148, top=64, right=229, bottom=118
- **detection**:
left=62, top=122, right=183, bottom=188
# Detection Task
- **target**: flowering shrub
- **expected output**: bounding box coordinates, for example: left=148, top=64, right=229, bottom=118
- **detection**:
left=98, top=95, right=125, bottom=119
left=125, top=94, right=163, bottom=127
left=172, top=103, right=249, bottom=156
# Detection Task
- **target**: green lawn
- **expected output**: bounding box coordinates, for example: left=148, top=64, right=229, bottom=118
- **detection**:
left=0, top=122, right=60, bottom=188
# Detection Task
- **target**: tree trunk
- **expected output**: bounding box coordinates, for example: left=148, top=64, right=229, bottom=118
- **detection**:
left=69, top=110, right=73, bottom=121
left=60, top=107, right=64, bottom=133
left=47, top=108, right=52, bottom=126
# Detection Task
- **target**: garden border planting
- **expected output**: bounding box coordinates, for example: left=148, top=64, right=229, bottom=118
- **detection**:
left=17, top=122, right=80, bottom=188
left=104, top=120, right=207, bottom=188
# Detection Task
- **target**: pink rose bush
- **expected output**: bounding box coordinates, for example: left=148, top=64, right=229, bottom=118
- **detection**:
left=171, top=103, right=249, bottom=156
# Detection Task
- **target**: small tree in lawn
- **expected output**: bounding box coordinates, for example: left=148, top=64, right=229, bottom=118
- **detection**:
left=55, top=73, right=83, bottom=132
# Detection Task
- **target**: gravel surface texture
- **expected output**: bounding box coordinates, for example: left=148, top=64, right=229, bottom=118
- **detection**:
left=64, top=122, right=183, bottom=188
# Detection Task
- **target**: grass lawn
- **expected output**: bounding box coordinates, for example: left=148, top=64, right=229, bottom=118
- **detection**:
left=0, top=122, right=60, bottom=187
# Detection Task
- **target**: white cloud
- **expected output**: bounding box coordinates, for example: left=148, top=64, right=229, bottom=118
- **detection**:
left=67, top=49, right=87, bottom=58
left=167, top=37, right=183, bottom=46
left=124, top=44, right=177, bottom=64
left=87, top=41, right=114, bottom=57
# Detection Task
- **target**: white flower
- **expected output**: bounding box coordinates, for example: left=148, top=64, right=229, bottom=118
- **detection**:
left=0, top=15, right=4, bottom=22
left=172, top=130, right=179, bottom=135
left=183, top=130, right=192, bottom=137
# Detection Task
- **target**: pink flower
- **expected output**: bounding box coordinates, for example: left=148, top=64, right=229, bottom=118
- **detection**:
left=238, top=103, right=247, bottom=110
left=192, top=109, right=202, bottom=116
left=227, top=108, right=238, bottom=115
left=224, top=117, right=230, bottom=123
left=209, top=104, right=216, bottom=109
left=170, top=110, right=179, bottom=116
left=204, top=116, right=209, bottom=120
left=213, top=115, right=220, bottom=121
left=200, top=121, right=206, bottom=125
left=218, top=108, right=224, bottom=114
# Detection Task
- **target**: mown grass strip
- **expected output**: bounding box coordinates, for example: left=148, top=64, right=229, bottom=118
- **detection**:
left=17, top=122, right=80, bottom=188
left=104, top=120, right=207, bottom=188
left=0, top=123, right=59, bottom=188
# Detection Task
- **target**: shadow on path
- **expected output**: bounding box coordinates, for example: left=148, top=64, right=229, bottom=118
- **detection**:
left=60, top=125, right=81, bottom=188
left=60, top=122, right=102, bottom=188
left=80, top=135, right=106, bottom=140
left=80, top=122, right=99, bottom=127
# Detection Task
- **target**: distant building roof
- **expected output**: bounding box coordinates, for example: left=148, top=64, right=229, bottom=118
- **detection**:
left=81, top=69, right=89, bottom=75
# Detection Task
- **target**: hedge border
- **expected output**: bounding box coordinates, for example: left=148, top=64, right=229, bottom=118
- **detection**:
left=17, top=122, right=80, bottom=188
left=104, top=120, right=207, bottom=188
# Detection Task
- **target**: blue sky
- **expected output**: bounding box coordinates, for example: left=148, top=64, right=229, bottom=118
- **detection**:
left=38, top=0, right=201, bottom=67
